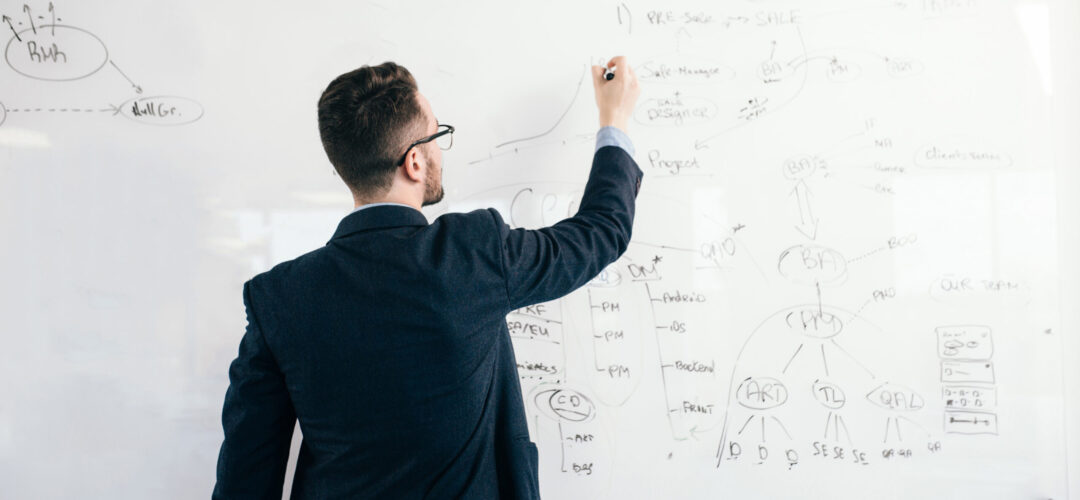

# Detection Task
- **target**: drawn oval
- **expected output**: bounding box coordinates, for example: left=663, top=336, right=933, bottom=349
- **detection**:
left=637, top=55, right=736, bottom=85
left=866, top=382, right=925, bottom=411
left=781, top=155, right=825, bottom=181
left=5, top=25, right=109, bottom=81
left=118, top=96, right=204, bottom=126
left=778, top=244, right=847, bottom=285
left=825, top=59, right=862, bottom=83
left=886, top=57, right=925, bottom=78
left=784, top=307, right=845, bottom=339
left=914, top=138, right=1013, bottom=169
left=736, top=376, right=789, bottom=410
left=0, top=101, right=6, bottom=128
left=588, top=266, right=623, bottom=288
left=533, top=387, right=596, bottom=423
left=634, top=95, right=718, bottom=128
left=812, top=380, right=847, bottom=409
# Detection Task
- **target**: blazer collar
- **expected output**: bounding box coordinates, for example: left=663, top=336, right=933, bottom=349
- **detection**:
left=329, top=205, right=429, bottom=241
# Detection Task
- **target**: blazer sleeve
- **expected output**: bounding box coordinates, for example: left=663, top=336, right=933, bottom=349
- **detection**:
left=213, top=280, right=297, bottom=499
left=494, top=145, right=643, bottom=311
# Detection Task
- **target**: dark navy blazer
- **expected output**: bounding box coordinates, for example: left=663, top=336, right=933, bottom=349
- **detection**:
left=213, top=145, right=642, bottom=499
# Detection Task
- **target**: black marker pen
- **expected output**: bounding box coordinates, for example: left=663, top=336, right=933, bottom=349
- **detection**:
left=604, top=66, right=616, bottom=80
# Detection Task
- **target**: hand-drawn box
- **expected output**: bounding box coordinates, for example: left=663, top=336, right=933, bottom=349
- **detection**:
left=940, top=360, right=995, bottom=384
left=935, top=325, right=993, bottom=360
left=944, top=410, right=998, bottom=435
left=942, top=385, right=997, bottom=410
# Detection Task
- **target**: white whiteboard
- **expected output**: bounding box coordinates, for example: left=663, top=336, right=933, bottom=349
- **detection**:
left=1, top=0, right=1078, bottom=498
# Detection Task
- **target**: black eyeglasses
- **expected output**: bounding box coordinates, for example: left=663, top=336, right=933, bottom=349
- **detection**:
left=397, top=123, right=454, bottom=166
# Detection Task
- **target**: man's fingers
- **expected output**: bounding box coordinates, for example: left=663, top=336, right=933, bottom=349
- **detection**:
left=600, top=56, right=632, bottom=83
left=591, top=65, right=606, bottom=86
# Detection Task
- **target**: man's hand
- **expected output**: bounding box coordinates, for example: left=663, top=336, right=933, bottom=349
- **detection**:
left=592, top=56, right=641, bottom=133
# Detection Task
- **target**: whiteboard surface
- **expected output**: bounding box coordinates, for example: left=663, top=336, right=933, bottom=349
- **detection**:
left=0, top=1, right=1077, bottom=498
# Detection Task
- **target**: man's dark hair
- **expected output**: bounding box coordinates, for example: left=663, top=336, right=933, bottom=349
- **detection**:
left=317, top=62, right=427, bottom=198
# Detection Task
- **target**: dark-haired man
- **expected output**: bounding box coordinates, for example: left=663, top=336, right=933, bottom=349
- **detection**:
left=214, top=56, right=641, bottom=499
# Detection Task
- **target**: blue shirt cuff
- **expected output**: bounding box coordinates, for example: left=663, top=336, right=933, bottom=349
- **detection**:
left=595, top=126, right=634, bottom=157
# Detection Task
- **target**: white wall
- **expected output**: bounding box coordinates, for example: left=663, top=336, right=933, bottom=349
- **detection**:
left=0, top=0, right=1075, bottom=498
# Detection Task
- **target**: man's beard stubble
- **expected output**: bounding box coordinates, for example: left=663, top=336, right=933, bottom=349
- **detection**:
left=422, top=161, right=444, bottom=207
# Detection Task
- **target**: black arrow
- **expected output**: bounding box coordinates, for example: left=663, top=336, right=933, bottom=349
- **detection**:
left=791, top=180, right=819, bottom=240
left=2, top=15, right=20, bottom=42
left=23, top=4, right=36, bottom=35
left=675, top=27, right=692, bottom=52
left=816, top=282, right=823, bottom=316
left=108, top=60, right=143, bottom=94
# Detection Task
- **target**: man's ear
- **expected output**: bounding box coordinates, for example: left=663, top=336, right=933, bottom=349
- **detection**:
left=402, top=149, right=425, bottom=183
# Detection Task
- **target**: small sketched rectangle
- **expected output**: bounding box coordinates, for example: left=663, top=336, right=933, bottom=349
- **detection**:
left=944, top=411, right=999, bottom=435
left=940, top=360, right=995, bottom=384
left=942, top=385, right=997, bottom=410
left=935, top=325, right=993, bottom=360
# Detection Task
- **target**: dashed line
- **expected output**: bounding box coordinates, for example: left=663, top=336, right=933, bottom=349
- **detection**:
left=846, top=297, right=873, bottom=324
left=847, top=246, right=886, bottom=264
left=8, top=108, right=108, bottom=113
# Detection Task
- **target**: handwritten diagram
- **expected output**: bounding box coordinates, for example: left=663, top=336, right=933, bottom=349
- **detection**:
left=0, top=2, right=201, bottom=128
left=439, top=1, right=1065, bottom=497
